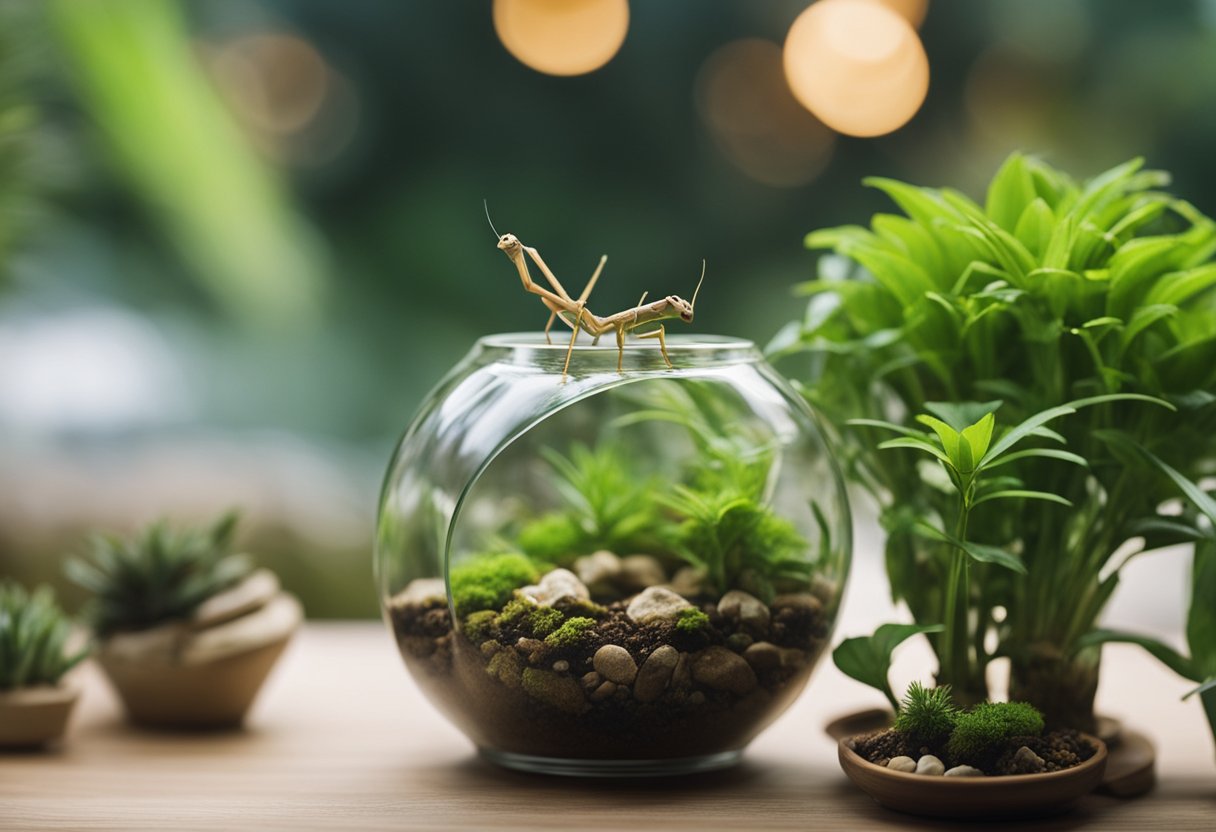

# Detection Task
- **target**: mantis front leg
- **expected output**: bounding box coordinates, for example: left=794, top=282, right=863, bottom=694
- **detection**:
left=544, top=256, right=606, bottom=343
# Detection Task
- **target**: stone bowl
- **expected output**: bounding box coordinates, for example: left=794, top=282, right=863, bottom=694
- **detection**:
left=838, top=733, right=1108, bottom=820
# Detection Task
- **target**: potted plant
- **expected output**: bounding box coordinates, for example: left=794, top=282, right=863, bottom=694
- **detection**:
left=770, top=153, right=1216, bottom=735
left=839, top=682, right=1107, bottom=819
left=66, top=511, right=302, bottom=728
left=0, top=582, right=89, bottom=747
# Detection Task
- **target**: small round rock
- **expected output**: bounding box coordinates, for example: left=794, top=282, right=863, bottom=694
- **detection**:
left=593, top=644, right=638, bottom=685
left=886, top=756, right=916, bottom=773
left=915, top=754, right=945, bottom=776
left=944, top=765, right=984, bottom=777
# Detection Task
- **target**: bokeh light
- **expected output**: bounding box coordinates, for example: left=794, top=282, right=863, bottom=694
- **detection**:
left=696, top=39, right=835, bottom=187
left=783, top=0, right=929, bottom=137
left=870, top=0, right=928, bottom=29
left=492, top=0, right=629, bottom=77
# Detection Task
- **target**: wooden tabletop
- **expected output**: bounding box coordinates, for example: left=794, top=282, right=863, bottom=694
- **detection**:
left=2, top=622, right=1212, bottom=831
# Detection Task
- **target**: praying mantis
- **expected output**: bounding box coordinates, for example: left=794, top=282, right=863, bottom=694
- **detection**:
left=490, top=215, right=705, bottom=380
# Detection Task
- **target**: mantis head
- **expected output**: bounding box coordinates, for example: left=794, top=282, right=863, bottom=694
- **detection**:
left=496, top=233, right=523, bottom=257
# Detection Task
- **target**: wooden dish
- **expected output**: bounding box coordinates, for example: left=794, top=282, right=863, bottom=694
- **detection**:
left=838, top=733, right=1108, bottom=820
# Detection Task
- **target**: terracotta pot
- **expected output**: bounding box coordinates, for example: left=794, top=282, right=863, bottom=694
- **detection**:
left=0, top=683, right=80, bottom=748
left=97, top=591, right=302, bottom=729
left=838, top=733, right=1108, bottom=820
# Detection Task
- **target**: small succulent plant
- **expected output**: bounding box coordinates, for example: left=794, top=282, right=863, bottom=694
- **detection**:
left=66, top=511, right=252, bottom=639
left=0, top=582, right=89, bottom=690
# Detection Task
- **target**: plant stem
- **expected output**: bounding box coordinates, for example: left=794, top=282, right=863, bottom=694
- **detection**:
left=940, top=493, right=973, bottom=696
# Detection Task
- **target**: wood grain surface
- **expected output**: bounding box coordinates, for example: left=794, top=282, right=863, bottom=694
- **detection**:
left=2, top=623, right=1212, bottom=831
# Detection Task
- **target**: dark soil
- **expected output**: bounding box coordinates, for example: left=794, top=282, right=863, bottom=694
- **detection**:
left=854, top=727, right=1098, bottom=776
left=388, top=588, right=829, bottom=761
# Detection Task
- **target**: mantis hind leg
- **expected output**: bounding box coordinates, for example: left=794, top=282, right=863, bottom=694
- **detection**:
left=615, top=325, right=625, bottom=374
left=635, top=324, right=672, bottom=369
left=562, top=304, right=586, bottom=381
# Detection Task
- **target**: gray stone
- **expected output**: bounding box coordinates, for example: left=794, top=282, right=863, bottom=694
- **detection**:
left=726, top=632, right=754, bottom=652
left=593, top=644, right=638, bottom=685
left=519, top=568, right=590, bottom=607
left=618, top=555, right=666, bottom=592
left=691, top=646, right=757, bottom=695
left=573, top=550, right=622, bottom=595
left=634, top=645, right=679, bottom=702
left=915, top=755, right=945, bottom=776
left=626, top=586, right=692, bottom=624
left=671, top=652, right=692, bottom=689
left=391, top=577, right=446, bottom=610
left=742, top=641, right=805, bottom=673
left=590, top=680, right=618, bottom=702
left=667, top=566, right=709, bottom=597
left=717, top=590, right=771, bottom=634
left=772, top=592, right=824, bottom=615
left=1013, top=746, right=1045, bottom=772
left=581, top=671, right=602, bottom=690
left=515, top=637, right=544, bottom=655
left=887, top=756, right=916, bottom=773
left=552, top=660, right=569, bottom=673
left=944, top=765, right=984, bottom=777
left=522, top=668, right=586, bottom=714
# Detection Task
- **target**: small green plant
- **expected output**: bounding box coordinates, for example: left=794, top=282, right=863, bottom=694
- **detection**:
left=832, top=622, right=943, bottom=712
left=893, top=682, right=960, bottom=744
left=516, top=443, right=664, bottom=563
left=675, top=607, right=710, bottom=634
left=65, top=511, right=251, bottom=638
left=662, top=486, right=809, bottom=600
left=946, top=701, right=1045, bottom=765
left=449, top=553, right=539, bottom=617
left=544, top=616, right=596, bottom=647
left=0, top=583, right=88, bottom=690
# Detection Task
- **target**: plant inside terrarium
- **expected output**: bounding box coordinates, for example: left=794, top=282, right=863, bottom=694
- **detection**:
left=387, top=386, right=837, bottom=759
left=0, top=582, right=88, bottom=690
left=772, top=152, right=1216, bottom=729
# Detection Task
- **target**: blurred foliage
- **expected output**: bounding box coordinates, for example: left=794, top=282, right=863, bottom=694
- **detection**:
left=3, top=1, right=1216, bottom=617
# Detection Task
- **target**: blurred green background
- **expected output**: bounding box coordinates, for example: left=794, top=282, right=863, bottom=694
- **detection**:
left=3, top=0, right=1215, bottom=617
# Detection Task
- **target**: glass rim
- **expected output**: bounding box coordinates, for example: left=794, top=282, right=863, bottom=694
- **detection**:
left=478, top=332, right=758, bottom=353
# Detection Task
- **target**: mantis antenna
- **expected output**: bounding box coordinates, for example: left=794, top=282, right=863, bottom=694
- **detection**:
left=483, top=199, right=500, bottom=239
left=691, top=260, right=706, bottom=311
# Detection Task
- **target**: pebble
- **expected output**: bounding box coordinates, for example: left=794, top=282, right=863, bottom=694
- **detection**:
left=726, top=632, right=754, bottom=652
left=551, top=660, right=569, bottom=673
left=580, top=671, right=602, bottom=690
left=392, top=577, right=447, bottom=609
left=519, top=568, right=590, bottom=607
left=772, top=592, right=823, bottom=615
left=915, top=755, right=945, bottom=776
left=633, top=645, right=679, bottom=702
left=590, top=680, right=618, bottom=702
left=741, top=641, right=805, bottom=673
left=944, top=765, right=984, bottom=777
left=626, top=587, right=692, bottom=624
left=522, top=668, right=586, bottom=714
left=886, top=756, right=916, bottom=773
left=671, top=652, right=692, bottom=689
left=618, top=555, right=667, bottom=592
left=1013, top=746, right=1045, bottom=771
left=573, top=550, right=622, bottom=595
left=515, top=637, right=544, bottom=655
left=667, top=566, right=709, bottom=597
left=717, top=590, right=771, bottom=634
left=691, top=646, right=758, bottom=695
left=593, top=644, right=638, bottom=685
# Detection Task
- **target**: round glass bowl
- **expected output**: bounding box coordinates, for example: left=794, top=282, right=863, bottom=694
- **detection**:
left=375, top=334, right=851, bottom=776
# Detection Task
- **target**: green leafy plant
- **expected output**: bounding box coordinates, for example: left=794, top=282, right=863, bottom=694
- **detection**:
left=832, top=622, right=943, bottom=712
left=893, top=682, right=960, bottom=745
left=66, top=511, right=251, bottom=639
left=946, top=701, right=1045, bottom=766
left=773, top=153, right=1216, bottom=727
left=850, top=395, right=1164, bottom=702
left=0, top=583, right=88, bottom=690
left=516, top=443, right=664, bottom=563
left=449, top=553, right=539, bottom=618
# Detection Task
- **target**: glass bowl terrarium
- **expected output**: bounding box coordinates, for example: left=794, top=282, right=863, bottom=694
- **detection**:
left=375, top=334, right=850, bottom=775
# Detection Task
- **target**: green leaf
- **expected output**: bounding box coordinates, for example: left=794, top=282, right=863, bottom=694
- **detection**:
left=915, top=414, right=962, bottom=463
left=912, top=522, right=1027, bottom=574
left=923, top=400, right=1002, bottom=432
left=877, top=436, right=953, bottom=466
left=1077, top=629, right=1198, bottom=682
left=1187, top=542, right=1216, bottom=678
left=986, top=153, right=1037, bottom=232
left=960, top=412, right=995, bottom=463
left=1184, top=677, right=1216, bottom=700
left=982, top=447, right=1088, bottom=470
left=833, top=622, right=944, bottom=710
left=971, top=489, right=1072, bottom=508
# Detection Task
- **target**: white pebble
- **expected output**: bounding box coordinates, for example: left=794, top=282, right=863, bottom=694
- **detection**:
left=915, top=754, right=945, bottom=776
left=886, top=756, right=916, bottom=772
left=944, top=765, right=984, bottom=777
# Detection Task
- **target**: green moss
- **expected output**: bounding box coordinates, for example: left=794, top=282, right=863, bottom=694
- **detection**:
left=527, top=607, right=564, bottom=638
left=462, top=610, right=498, bottom=642
left=497, top=596, right=536, bottom=626
left=675, top=607, right=710, bottom=634
left=893, top=682, right=959, bottom=744
left=553, top=596, right=608, bottom=619
left=544, top=616, right=596, bottom=647
left=947, top=701, right=1045, bottom=764
left=449, top=553, right=539, bottom=617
